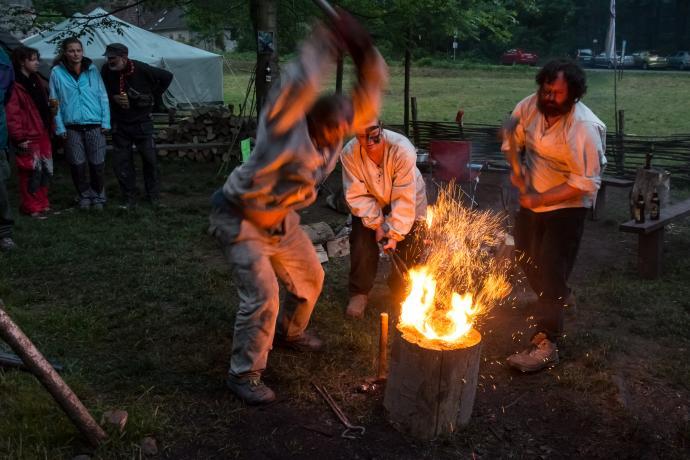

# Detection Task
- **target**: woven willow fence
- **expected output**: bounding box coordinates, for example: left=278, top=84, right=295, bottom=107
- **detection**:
left=386, top=121, right=690, bottom=184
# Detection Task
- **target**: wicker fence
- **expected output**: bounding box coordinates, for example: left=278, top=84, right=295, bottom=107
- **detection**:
left=386, top=121, right=690, bottom=184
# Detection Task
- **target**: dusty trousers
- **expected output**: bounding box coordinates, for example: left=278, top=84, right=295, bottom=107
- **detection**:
left=210, top=205, right=324, bottom=377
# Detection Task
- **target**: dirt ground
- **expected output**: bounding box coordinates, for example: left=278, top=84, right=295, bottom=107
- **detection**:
left=160, top=173, right=689, bottom=460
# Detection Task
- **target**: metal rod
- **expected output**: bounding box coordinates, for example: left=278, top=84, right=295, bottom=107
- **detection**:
left=377, top=313, right=388, bottom=380
left=0, top=301, right=108, bottom=447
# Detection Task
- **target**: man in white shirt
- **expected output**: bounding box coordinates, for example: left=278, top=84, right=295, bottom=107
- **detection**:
left=341, top=122, right=427, bottom=318
left=501, top=59, right=607, bottom=372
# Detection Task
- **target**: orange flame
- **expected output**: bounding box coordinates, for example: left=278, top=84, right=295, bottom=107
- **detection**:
left=397, top=183, right=511, bottom=344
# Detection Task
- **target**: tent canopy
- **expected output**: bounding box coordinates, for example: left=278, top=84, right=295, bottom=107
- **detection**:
left=23, top=7, right=223, bottom=107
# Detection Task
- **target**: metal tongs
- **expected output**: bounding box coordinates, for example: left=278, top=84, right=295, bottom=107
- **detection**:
left=381, top=240, right=409, bottom=280
left=312, top=382, right=366, bottom=439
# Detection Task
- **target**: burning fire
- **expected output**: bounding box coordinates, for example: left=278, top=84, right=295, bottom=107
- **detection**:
left=398, top=184, right=511, bottom=346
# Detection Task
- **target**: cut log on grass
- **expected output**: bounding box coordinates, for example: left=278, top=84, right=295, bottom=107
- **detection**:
left=0, top=300, right=107, bottom=447
left=0, top=351, right=63, bottom=372
left=383, top=327, right=482, bottom=440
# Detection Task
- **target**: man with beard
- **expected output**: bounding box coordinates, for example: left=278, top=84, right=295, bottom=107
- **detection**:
left=101, top=43, right=173, bottom=208
left=501, top=59, right=607, bottom=372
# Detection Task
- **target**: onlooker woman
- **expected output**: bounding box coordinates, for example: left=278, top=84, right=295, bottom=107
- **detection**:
left=6, top=46, right=53, bottom=217
left=49, top=37, right=110, bottom=210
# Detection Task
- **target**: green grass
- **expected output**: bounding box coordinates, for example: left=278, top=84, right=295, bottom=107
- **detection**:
left=224, top=59, right=690, bottom=136
left=2, top=124, right=690, bottom=456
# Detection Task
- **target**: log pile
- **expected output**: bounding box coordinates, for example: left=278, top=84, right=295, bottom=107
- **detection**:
left=155, top=106, right=257, bottom=162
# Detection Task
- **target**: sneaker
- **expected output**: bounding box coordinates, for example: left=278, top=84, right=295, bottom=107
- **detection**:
left=29, top=212, right=48, bottom=220
left=345, top=294, right=368, bottom=318
left=226, top=374, right=276, bottom=405
left=78, top=199, right=90, bottom=211
left=506, top=332, right=559, bottom=372
left=0, top=237, right=16, bottom=252
left=274, top=329, right=324, bottom=352
left=92, top=203, right=104, bottom=212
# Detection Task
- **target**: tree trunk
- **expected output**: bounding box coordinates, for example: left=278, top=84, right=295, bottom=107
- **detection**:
left=383, top=327, right=482, bottom=440
left=403, top=46, right=411, bottom=137
left=251, top=0, right=278, bottom=117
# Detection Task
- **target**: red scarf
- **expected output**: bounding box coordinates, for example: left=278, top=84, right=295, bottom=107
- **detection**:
left=118, top=60, right=135, bottom=94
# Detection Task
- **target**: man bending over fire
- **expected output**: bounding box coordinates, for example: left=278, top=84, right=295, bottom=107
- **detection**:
left=501, top=59, right=607, bottom=372
left=209, top=12, right=388, bottom=404
left=341, top=121, right=427, bottom=318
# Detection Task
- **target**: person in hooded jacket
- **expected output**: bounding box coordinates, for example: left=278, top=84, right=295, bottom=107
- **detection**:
left=6, top=46, right=53, bottom=217
left=49, top=37, right=110, bottom=210
left=0, top=47, right=16, bottom=251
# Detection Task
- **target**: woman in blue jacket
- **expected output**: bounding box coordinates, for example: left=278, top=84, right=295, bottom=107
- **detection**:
left=49, top=37, right=110, bottom=210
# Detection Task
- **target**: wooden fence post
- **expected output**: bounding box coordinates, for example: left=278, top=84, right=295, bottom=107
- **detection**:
left=616, top=109, right=626, bottom=175
left=411, top=96, right=420, bottom=147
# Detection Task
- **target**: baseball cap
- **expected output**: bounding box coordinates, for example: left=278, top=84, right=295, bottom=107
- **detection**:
left=103, top=43, right=128, bottom=58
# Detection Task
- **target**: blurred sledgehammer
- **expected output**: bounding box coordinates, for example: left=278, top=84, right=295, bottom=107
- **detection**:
left=312, top=0, right=338, bottom=19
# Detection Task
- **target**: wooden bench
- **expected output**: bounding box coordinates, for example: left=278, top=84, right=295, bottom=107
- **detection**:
left=591, top=176, right=634, bottom=220
left=619, top=198, right=690, bottom=279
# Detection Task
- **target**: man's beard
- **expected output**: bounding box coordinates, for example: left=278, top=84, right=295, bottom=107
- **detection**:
left=537, top=96, right=575, bottom=117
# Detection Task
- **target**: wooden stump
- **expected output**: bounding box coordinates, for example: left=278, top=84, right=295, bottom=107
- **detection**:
left=383, top=326, right=482, bottom=440
left=630, top=167, right=670, bottom=215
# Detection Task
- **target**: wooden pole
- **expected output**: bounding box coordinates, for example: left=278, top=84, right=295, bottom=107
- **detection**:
left=410, top=96, right=420, bottom=147
left=377, top=313, right=389, bottom=380
left=335, top=53, right=344, bottom=95
left=0, top=301, right=108, bottom=447
left=383, top=326, right=482, bottom=440
left=617, top=109, right=626, bottom=175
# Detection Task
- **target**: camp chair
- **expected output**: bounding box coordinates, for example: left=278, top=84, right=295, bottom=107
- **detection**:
left=428, top=140, right=507, bottom=210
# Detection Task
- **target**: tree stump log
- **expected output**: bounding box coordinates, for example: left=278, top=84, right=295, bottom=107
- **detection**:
left=630, top=167, right=670, bottom=214
left=383, top=326, right=481, bottom=440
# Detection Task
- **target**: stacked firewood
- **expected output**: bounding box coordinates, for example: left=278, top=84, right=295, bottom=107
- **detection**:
left=155, top=106, right=257, bottom=162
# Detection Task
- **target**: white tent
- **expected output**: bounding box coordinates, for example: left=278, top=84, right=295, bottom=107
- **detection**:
left=22, top=7, right=223, bottom=107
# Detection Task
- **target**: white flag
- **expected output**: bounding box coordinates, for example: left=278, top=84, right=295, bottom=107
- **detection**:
left=604, top=0, right=616, bottom=60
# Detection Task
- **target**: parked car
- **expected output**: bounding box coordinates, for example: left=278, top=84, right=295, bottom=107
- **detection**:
left=575, top=48, right=593, bottom=67
left=593, top=52, right=634, bottom=68
left=500, top=49, right=538, bottom=66
left=632, top=51, right=668, bottom=69
left=668, top=50, right=690, bottom=70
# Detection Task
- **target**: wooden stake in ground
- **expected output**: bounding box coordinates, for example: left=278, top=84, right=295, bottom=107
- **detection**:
left=383, top=326, right=482, bottom=440
left=377, top=313, right=389, bottom=380
left=0, top=300, right=107, bottom=447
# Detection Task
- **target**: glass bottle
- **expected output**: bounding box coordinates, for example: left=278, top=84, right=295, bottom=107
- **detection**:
left=634, top=193, right=645, bottom=224
left=650, top=189, right=660, bottom=220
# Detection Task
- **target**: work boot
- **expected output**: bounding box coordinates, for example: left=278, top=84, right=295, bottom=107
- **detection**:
left=226, top=374, right=276, bottom=405
left=274, top=329, right=324, bottom=352
left=345, top=294, right=368, bottom=318
left=0, top=237, right=16, bottom=252
left=506, top=332, right=559, bottom=372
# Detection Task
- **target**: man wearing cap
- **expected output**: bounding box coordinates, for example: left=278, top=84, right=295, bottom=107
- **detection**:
left=341, top=121, right=427, bottom=318
left=101, top=43, right=173, bottom=208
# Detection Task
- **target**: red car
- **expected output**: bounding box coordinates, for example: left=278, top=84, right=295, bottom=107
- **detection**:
left=500, top=49, right=538, bottom=66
